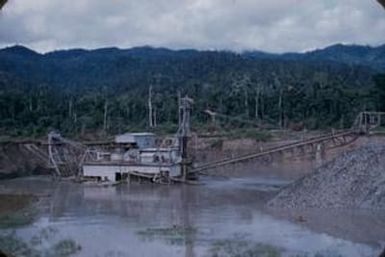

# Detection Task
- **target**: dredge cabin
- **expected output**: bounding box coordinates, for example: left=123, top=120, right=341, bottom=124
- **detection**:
left=82, top=132, right=182, bottom=183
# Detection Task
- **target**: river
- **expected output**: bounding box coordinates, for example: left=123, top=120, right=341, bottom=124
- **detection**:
left=0, top=174, right=383, bottom=257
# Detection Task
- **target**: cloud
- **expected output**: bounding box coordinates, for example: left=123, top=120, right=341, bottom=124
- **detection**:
left=0, top=0, right=384, bottom=53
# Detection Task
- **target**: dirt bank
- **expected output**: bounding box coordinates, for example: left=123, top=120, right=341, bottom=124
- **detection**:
left=0, top=143, right=49, bottom=179
left=194, top=132, right=373, bottom=180
left=268, top=143, right=385, bottom=210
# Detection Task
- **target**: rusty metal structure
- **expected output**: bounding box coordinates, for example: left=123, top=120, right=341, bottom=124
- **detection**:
left=47, top=131, right=87, bottom=178
left=177, top=96, right=194, bottom=180
left=192, top=112, right=385, bottom=174
left=44, top=96, right=195, bottom=182
left=353, top=111, right=385, bottom=134
left=192, top=129, right=358, bottom=173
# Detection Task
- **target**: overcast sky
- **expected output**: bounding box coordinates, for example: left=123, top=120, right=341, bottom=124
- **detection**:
left=0, top=0, right=384, bottom=53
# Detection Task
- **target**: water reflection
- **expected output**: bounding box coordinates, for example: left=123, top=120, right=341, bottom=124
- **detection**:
left=0, top=177, right=382, bottom=257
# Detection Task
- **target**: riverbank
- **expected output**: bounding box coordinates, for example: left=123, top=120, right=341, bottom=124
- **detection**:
left=0, top=142, right=50, bottom=179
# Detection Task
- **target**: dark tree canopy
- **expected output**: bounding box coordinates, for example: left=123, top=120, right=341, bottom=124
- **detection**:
left=378, top=0, right=385, bottom=9
left=374, top=74, right=385, bottom=111
left=0, top=44, right=383, bottom=138
left=0, top=0, right=7, bottom=10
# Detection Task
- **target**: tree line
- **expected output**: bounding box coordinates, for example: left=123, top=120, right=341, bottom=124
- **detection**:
left=0, top=47, right=383, bottom=139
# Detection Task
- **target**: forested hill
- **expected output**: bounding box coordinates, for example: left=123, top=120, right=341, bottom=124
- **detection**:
left=0, top=44, right=384, bottom=138
left=245, top=44, right=385, bottom=71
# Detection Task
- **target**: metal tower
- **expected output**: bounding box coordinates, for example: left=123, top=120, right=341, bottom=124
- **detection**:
left=177, top=96, right=194, bottom=180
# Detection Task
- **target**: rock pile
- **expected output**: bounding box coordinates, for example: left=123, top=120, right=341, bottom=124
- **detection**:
left=269, top=144, right=385, bottom=209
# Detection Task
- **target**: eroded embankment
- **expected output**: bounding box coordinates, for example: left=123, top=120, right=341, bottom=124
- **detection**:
left=269, top=144, right=385, bottom=209
left=0, top=143, right=49, bottom=179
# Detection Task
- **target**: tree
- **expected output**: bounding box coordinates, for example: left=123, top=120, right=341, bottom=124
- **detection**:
left=374, top=74, right=385, bottom=111
left=0, top=0, right=7, bottom=10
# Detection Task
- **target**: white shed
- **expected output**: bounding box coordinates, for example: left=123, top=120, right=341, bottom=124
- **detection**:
left=115, top=132, right=155, bottom=149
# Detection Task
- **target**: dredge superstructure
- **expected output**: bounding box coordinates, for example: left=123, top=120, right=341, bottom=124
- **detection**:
left=48, top=96, right=195, bottom=184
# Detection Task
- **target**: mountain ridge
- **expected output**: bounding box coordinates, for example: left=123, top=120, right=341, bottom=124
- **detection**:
left=244, top=43, right=385, bottom=70
left=0, top=43, right=379, bottom=91
left=2, top=43, right=384, bottom=71
left=1, top=43, right=383, bottom=56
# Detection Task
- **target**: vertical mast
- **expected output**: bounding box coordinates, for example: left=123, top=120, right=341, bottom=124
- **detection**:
left=148, top=85, right=153, bottom=128
left=178, top=96, right=193, bottom=180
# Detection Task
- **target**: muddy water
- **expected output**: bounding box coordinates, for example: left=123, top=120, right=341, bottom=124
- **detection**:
left=0, top=175, right=383, bottom=257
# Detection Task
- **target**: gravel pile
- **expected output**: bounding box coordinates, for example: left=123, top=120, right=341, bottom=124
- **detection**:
left=268, top=144, right=385, bottom=209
